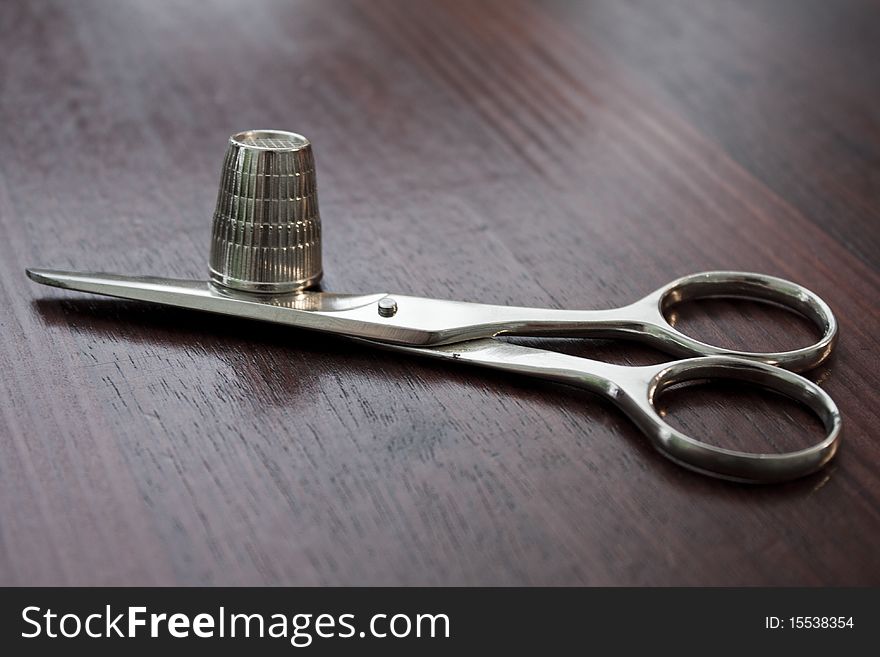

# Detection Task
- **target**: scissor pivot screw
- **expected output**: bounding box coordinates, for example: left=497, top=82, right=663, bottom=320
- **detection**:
left=378, top=297, right=398, bottom=317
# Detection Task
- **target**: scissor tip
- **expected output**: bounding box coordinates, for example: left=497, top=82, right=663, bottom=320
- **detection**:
left=26, top=268, right=65, bottom=288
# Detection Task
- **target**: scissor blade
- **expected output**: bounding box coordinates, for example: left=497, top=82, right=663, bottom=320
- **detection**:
left=27, top=268, right=588, bottom=347
left=27, top=268, right=215, bottom=302
left=25, top=267, right=417, bottom=340
left=26, top=268, right=387, bottom=309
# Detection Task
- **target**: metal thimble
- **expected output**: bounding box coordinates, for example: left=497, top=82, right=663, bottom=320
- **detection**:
left=209, top=130, right=322, bottom=293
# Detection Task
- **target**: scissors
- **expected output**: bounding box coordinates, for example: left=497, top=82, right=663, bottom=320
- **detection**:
left=25, top=129, right=841, bottom=485
left=26, top=267, right=840, bottom=484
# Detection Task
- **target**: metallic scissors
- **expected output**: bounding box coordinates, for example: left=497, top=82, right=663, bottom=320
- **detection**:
left=27, top=268, right=840, bottom=484
left=26, top=129, right=841, bottom=484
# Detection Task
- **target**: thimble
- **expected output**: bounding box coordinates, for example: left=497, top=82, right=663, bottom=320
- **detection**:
left=209, top=130, right=322, bottom=293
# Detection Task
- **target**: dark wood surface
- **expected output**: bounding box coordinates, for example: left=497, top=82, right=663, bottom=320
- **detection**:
left=1, top=0, right=878, bottom=586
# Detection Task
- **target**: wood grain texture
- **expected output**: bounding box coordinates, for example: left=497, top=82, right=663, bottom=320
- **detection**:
left=1, top=0, right=878, bottom=586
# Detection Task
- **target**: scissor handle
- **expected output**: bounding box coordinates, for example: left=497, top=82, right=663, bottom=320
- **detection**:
left=630, top=271, right=838, bottom=372
left=379, top=337, right=842, bottom=483
left=616, top=355, right=841, bottom=483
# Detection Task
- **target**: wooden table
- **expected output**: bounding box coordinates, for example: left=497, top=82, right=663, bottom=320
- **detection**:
left=1, top=0, right=878, bottom=586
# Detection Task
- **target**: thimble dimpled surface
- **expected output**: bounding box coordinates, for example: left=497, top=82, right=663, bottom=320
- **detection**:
left=209, top=130, right=322, bottom=293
